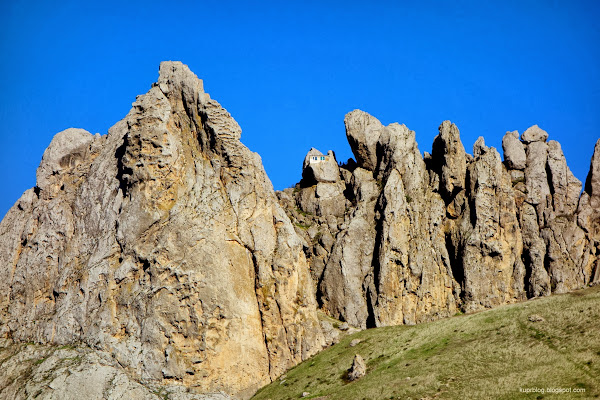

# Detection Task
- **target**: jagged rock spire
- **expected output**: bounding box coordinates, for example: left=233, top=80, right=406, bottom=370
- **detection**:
left=344, top=109, right=383, bottom=171
left=0, top=61, right=324, bottom=398
left=281, top=112, right=600, bottom=329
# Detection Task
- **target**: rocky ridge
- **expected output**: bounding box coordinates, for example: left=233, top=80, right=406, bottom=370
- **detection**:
left=0, top=61, right=599, bottom=399
left=0, top=62, right=323, bottom=399
left=281, top=110, right=600, bottom=328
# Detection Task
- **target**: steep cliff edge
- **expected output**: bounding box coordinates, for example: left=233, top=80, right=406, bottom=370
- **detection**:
left=280, top=110, right=600, bottom=329
left=0, top=62, right=323, bottom=399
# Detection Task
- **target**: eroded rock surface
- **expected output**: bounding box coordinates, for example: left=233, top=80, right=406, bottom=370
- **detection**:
left=344, top=110, right=383, bottom=171
left=502, top=130, right=527, bottom=170
left=302, top=148, right=340, bottom=184
left=2, top=63, right=599, bottom=399
left=347, top=354, right=366, bottom=381
left=0, top=339, right=232, bottom=400
left=278, top=111, right=599, bottom=330
left=432, top=120, right=467, bottom=199
left=0, top=62, right=323, bottom=399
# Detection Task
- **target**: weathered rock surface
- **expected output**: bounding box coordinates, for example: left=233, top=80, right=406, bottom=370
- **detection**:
left=278, top=111, right=599, bottom=330
left=432, top=120, right=467, bottom=199
left=302, top=148, right=340, bottom=184
left=546, top=140, right=581, bottom=215
left=502, top=130, right=527, bottom=170
left=369, top=122, right=458, bottom=326
left=319, top=320, right=340, bottom=347
left=347, top=354, right=366, bottom=381
left=577, top=139, right=600, bottom=287
left=0, top=339, right=232, bottom=400
left=585, top=139, right=600, bottom=209
left=521, top=124, right=549, bottom=144
left=460, top=140, right=526, bottom=311
left=0, top=62, right=323, bottom=399
left=318, top=168, right=378, bottom=329
left=36, top=128, right=98, bottom=192
left=344, top=110, right=383, bottom=171
left=2, top=63, right=599, bottom=399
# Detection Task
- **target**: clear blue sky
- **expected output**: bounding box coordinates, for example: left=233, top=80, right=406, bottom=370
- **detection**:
left=1, top=1, right=599, bottom=218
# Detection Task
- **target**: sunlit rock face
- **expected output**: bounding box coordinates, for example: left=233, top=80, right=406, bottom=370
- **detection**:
left=0, top=61, right=324, bottom=399
left=281, top=111, right=600, bottom=329
left=2, top=60, right=599, bottom=400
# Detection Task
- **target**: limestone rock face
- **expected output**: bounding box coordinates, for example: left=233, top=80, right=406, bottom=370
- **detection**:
left=278, top=110, right=599, bottom=332
left=3, top=65, right=599, bottom=398
left=460, top=143, right=525, bottom=311
left=577, top=139, right=600, bottom=286
left=502, top=130, right=527, bottom=170
left=0, top=61, right=323, bottom=399
left=369, top=122, right=457, bottom=326
left=583, top=139, right=600, bottom=211
left=302, top=148, right=340, bottom=184
left=0, top=340, right=232, bottom=400
left=520, top=203, right=551, bottom=297
left=521, top=125, right=549, bottom=144
left=504, top=126, right=590, bottom=296
left=319, top=168, right=378, bottom=329
left=432, top=120, right=467, bottom=199
left=344, top=110, right=383, bottom=171
left=525, top=140, right=551, bottom=208
left=546, top=140, right=581, bottom=215
left=36, top=128, right=98, bottom=192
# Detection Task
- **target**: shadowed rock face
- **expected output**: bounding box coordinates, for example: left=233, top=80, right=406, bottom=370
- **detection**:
left=281, top=110, right=600, bottom=329
left=0, top=62, right=323, bottom=399
left=577, top=139, right=600, bottom=284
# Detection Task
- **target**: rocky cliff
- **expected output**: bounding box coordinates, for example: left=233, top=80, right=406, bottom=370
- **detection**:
left=1, top=61, right=599, bottom=399
left=0, top=62, right=324, bottom=399
left=281, top=111, right=600, bottom=329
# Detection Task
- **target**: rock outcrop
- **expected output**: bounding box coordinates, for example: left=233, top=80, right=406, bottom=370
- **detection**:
left=0, top=339, right=233, bottom=400
left=1, top=61, right=598, bottom=399
left=301, top=148, right=340, bottom=185
left=431, top=120, right=467, bottom=200
left=344, top=110, right=383, bottom=171
left=503, top=128, right=591, bottom=296
left=347, top=354, right=366, bottom=381
left=368, top=121, right=458, bottom=326
left=0, top=62, right=323, bottom=399
left=457, top=138, right=525, bottom=311
left=577, top=139, right=600, bottom=285
left=279, top=110, right=599, bottom=330
left=318, top=167, right=378, bottom=328
left=502, top=130, right=527, bottom=170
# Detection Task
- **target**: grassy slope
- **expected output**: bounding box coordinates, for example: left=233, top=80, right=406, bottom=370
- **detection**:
left=253, top=286, right=600, bottom=400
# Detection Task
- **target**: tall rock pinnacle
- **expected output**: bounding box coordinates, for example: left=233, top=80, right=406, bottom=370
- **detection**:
left=0, top=61, right=323, bottom=398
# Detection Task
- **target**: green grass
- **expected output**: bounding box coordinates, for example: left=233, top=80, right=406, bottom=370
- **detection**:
left=295, top=223, right=311, bottom=230
left=295, top=207, right=314, bottom=217
left=252, top=286, right=600, bottom=400
left=151, top=387, right=170, bottom=400
left=33, top=357, right=48, bottom=366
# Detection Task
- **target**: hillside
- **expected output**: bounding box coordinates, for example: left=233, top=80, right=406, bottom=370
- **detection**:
left=252, top=286, right=600, bottom=400
left=1, top=61, right=599, bottom=399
